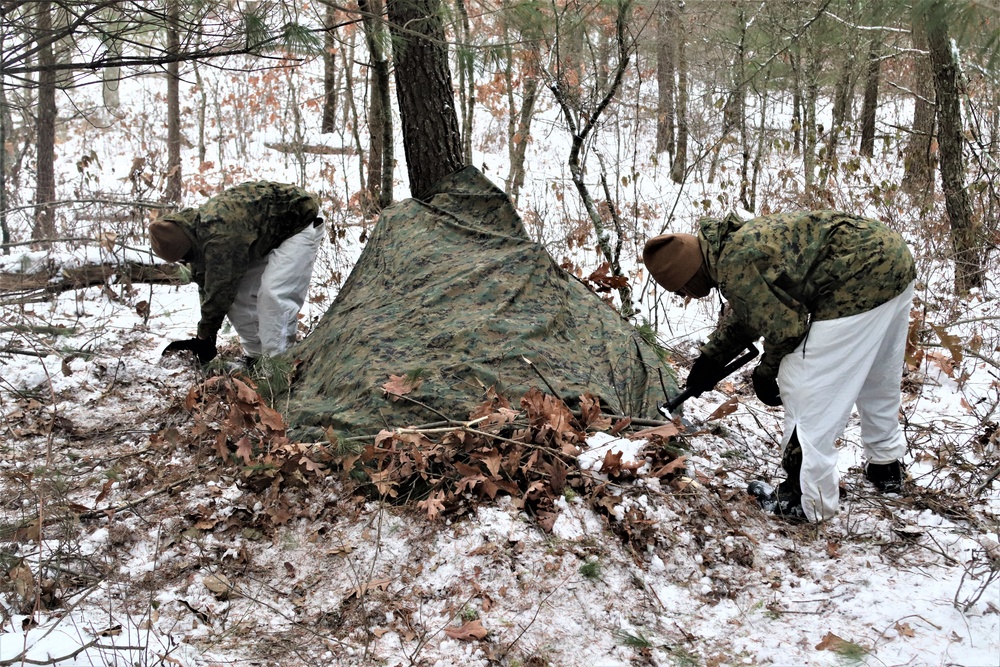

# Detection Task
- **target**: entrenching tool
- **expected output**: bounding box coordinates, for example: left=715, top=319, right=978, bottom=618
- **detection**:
left=659, top=346, right=759, bottom=418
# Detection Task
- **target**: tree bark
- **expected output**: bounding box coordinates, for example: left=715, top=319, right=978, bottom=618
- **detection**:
left=360, top=0, right=394, bottom=211
left=820, top=51, right=854, bottom=187
left=321, top=3, right=338, bottom=134
left=790, top=44, right=802, bottom=155
left=1, top=72, right=9, bottom=252
left=654, top=1, right=675, bottom=156
left=925, top=3, right=981, bottom=292
left=669, top=1, right=687, bottom=184
left=32, top=1, right=57, bottom=241
left=386, top=0, right=464, bottom=200
left=858, top=38, right=880, bottom=158
left=802, top=38, right=820, bottom=200
left=902, top=20, right=936, bottom=201
left=505, top=41, right=540, bottom=204
left=455, top=0, right=474, bottom=164
left=164, top=0, right=182, bottom=203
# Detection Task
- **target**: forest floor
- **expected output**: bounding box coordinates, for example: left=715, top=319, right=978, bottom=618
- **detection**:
left=1, top=240, right=999, bottom=667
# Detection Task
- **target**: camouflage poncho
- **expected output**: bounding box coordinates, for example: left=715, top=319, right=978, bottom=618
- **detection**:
left=163, top=182, right=320, bottom=341
left=698, top=211, right=916, bottom=378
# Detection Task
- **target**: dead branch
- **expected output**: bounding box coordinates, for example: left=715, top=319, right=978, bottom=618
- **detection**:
left=0, top=261, right=186, bottom=304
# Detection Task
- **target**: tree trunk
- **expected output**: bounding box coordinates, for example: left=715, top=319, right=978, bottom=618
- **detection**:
left=820, top=53, right=853, bottom=187
left=858, top=38, right=880, bottom=158
left=506, top=42, right=540, bottom=204
left=386, top=0, right=464, bottom=200
left=321, top=3, right=338, bottom=134
left=791, top=44, right=802, bottom=155
left=733, top=9, right=749, bottom=209
left=669, top=1, right=687, bottom=184
left=749, top=70, right=772, bottom=213
left=340, top=40, right=367, bottom=195
left=194, top=64, right=207, bottom=164
left=164, top=0, right=182, bottom=203
left=925, top=3, right=981, bottom=292
left=1, top=78, right=8, bottom=253
left=654, top=1, right=675, bottom=155
left=361, top=0, right=394, bottom=211
left=802, top=39, right=820, bottom=200
left=32, top=1, right=57, bottom=241
left=455, top=0, right=474, bottom=164
left=550, top=0, right=635, bottom=317
left=902, top=20, right=936, bottom=202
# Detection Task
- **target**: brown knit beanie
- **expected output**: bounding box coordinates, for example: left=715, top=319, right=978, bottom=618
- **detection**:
left=148, top=217, right=192, bottom=262
left=642, top=233, right=704, bottom=291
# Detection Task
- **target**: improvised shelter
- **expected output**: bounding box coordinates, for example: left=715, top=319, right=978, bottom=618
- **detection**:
left=285, top=167, right=678, bottom=440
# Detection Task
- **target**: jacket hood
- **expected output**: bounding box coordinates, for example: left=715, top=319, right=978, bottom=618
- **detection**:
left=698, top=211, right=747, bottom=282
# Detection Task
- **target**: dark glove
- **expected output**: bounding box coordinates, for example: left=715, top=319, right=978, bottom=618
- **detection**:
left=752, top=368, right=782, bottom=406
left=163, top=337, right=218, bottom=364
left=685, top=354, right=727, bottom=397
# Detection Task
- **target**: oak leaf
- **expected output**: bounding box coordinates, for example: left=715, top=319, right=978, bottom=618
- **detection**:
left=443, top=619, right=488, bottom=641
left=257, top=403, right=285, bottom=431
left=707, top=396, right=739, bottom=421
left=629, top=422, right=680, bottom=440
left=382, top=373, right=423, bottom=401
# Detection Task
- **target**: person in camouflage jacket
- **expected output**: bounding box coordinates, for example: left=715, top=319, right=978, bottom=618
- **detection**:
left=148, top=181, right=324, bottom=364
left=644, top=210, right=916, bottom=522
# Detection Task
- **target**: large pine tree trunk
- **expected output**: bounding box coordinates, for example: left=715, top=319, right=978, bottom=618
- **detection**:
left=164, top=0, right=182, bottom=203
left=902, top=20, right=936, bottom=201
left=925, top=3, right=981, bottom=292
left=858, top=38, right=880, bottom=158
left=386, top=0, right=463, bottom=200
left=32, top=1, right=57, bottom=241
left=654, top=1, right=675, bottom=155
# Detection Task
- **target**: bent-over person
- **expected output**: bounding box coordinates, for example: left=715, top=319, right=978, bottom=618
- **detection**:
left=149, top=181, right=324, bottom=364
left=644, top=210, right=916, bottom=522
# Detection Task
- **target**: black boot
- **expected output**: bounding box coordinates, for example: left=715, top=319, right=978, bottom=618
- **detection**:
left=866, top=460, right=906, bottom=494
left=747, top=431, right=807, bottom=522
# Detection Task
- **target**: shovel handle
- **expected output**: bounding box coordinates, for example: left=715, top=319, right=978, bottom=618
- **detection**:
left=659, top=346, right=759, bottom=416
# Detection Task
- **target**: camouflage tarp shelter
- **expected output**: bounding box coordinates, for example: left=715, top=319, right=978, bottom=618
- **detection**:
left=285, top=167, right=678, bottom=440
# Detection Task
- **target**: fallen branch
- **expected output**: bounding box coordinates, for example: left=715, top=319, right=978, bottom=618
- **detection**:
left=0, top=261, right=186, bottom=303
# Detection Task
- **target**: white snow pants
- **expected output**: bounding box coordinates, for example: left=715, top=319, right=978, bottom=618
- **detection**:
left=777, top=281, right=914, bottom=522
left=227, top=222, right=324, bottom=357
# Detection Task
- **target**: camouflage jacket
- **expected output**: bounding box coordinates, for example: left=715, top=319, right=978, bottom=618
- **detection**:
left=698, top=210, right=916, bottom=378
left=164, top=181, right=320, bottom=341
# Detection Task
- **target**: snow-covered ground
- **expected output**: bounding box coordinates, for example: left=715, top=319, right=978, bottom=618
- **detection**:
left=2, top=52, right=999, bottom=667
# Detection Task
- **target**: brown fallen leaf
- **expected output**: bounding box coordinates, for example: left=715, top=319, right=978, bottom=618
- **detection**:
left=629, top=422, right=680, bottom=440
left=344, top=578, right=391, bottom=600
left=815, top=631, right=865, bottom=654
left=203, top=573, right=234, bottom=599
left=895, top=621, right=916, bottom=638
left=382, top=373, right=423, bottom=401
left=706, top=396, right=739, bottom=421
left=443, top=619, right=488, bottom=641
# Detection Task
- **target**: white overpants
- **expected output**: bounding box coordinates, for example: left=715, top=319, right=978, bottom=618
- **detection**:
left=227, top=223, right=324, bottom=357
left=777, top=282, right=914, bottom=522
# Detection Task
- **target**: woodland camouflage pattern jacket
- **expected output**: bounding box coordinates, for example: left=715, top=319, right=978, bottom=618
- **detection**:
left=698, top=210, right=916, bottom=378
left=162, top=181, right=320, bottom=341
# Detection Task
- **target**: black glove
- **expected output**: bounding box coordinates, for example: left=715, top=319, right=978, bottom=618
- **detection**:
left=685, top=354, right=727, bottom=397
left=752, top=367, right=782, bottom=406
left=163, top=337, right=218, bottom=364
